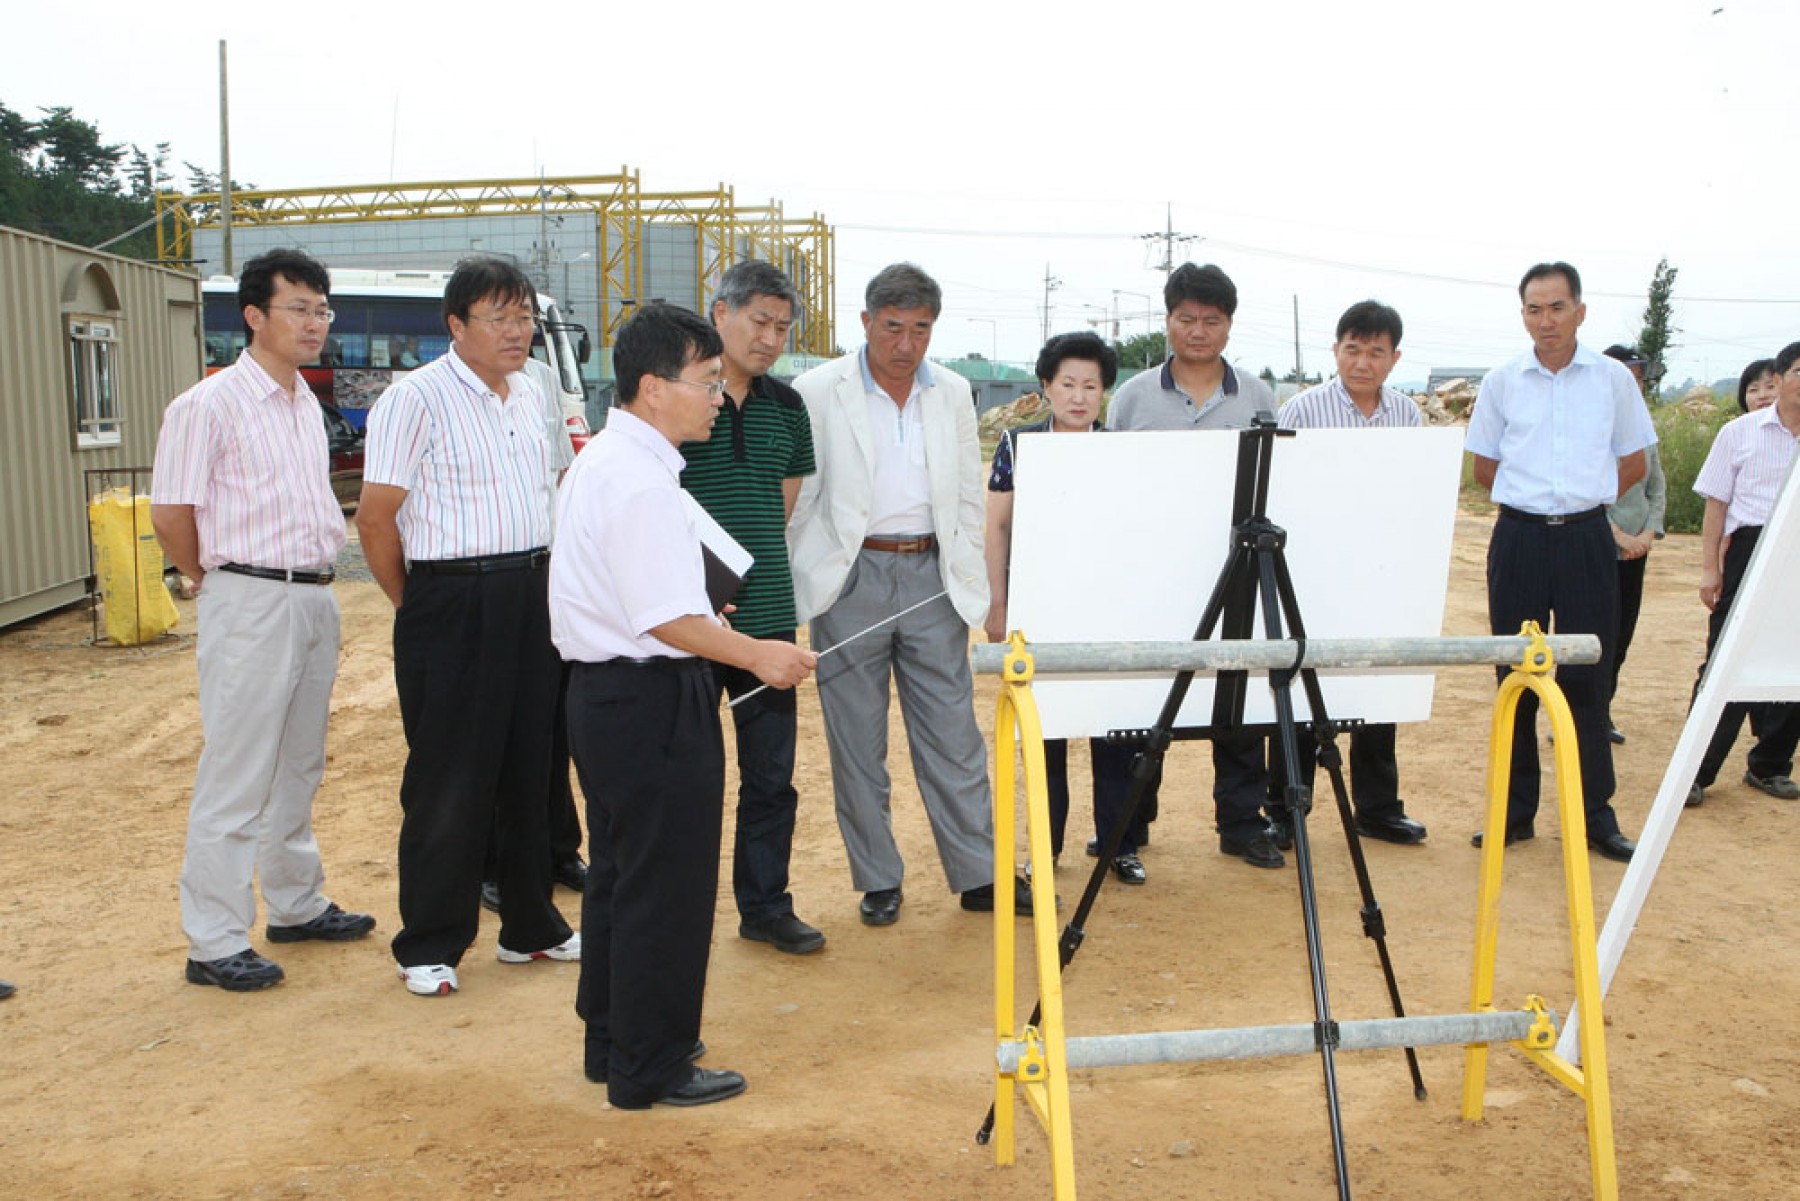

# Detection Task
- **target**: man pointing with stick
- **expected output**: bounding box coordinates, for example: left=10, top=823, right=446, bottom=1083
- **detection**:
left=551, top=302, right=814, bottom=1108
left=790, top=263, right=1030, bottom=927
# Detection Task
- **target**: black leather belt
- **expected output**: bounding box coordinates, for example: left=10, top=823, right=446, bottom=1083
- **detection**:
left=411, top=548, right=550, bottom=575
left=862, top=534, right=936, bottom=554
left=1498, top=505, right=1605, bottom=527
left=217, top=562, right=335, bottom=585
left=590, top=656, right=704, bottom=672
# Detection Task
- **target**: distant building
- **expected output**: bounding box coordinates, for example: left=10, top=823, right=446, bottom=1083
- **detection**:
left=1427, top=367, right=1489, bottom=394
left=0, top=225, right=202, bottom=627
left=936, top=355, right=1039, bottom=413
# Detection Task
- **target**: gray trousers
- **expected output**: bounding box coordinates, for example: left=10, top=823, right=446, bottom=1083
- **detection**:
left=811, top=548, right=993, bottom=894
left=180, top=570, right=337, bottom=960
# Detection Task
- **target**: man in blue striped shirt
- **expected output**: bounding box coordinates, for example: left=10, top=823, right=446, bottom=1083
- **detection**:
left=1271, top=301, right=1429, bottom=847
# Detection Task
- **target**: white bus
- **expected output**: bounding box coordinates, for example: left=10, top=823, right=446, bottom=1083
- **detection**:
left=200, top=268, right=592, bottom=447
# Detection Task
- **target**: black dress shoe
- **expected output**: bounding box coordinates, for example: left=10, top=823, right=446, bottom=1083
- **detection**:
left=1219, top=833, right=1284, bottom=869
left=1608, top=724, right=1626, bottom=746
left=586, top=1039, right=705, bottom=1084
left=1591, top=832, right=1636, bottom=863
left=859, top=887, right=903, bottom=927
left=266, top=901, right=376, bottom=943
left=553, top=856, right=589, bottom=892
left=1744, top=771, right=1800, bottom=800
left=480, top=881, right=501, bottom=913
left=0, top=980, right=15, bottom=1001
left=960, top=876, right=1035, bottom=915
left=1111, top=853, right=1147, bottom=885
left=1685, top=784, right=1705, bottom=808
left=1356, top=811, right=1428, bottom=845
left=739, top=912, right=826, bottom=955
left=649, top=1067, right=747, bottom=1108
left=1470, top=825, right=1534, bottom=849
left=1265, top=816, right=1295, bottom=851
left=1084, top=838, right=1100, bottom=858
left=185, top=949, right=284, bottom=991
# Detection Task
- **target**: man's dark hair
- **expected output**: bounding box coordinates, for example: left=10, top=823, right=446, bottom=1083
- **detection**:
left=238, top=249, right=331, bottom=340
left=1737, top=357, right=1778, bottom=412
left=1335, top=300, right=1403, bottom=348
left=1519, top=261, right=1583, bottom=302
left=716, top=259, right=800, bottom=316
left=864, top=263, right=942, bottom=318
left=1774, top=342, right=1800, bottom=378
left=615, top=303, right=724, bottom=404
left=443, top=255, right=538, bottom=327
left=1163, top=262, right=1237, bottom=317
left=1035, top=330, right=1119, bottom=389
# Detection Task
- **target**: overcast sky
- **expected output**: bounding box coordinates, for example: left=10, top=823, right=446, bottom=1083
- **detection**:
left=13, top=0, right=1797, bottom=387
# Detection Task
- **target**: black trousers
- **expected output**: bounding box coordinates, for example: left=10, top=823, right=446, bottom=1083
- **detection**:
left=1692, top=526, right=1800, bottom=786
left=569, top=658, right=724, bottom=1109
left=391, top=565, right=571, bottom=966
left=1487, top=512, right=1621, bottom=839
left=1042, top=737, right=1136, bottom=858
left=1608, top=554, right=1648, bottom=716
left=483, top=660, right=584, bottom=884
left=1266, top=724, right=1405, bottom=821
left=709, top=631, right=801, bottom=923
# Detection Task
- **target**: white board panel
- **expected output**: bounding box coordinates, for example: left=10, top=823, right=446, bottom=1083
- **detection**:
left=1006, top=427, right=1465, bottom=740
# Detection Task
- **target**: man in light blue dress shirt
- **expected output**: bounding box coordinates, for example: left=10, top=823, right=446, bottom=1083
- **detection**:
left=1464, top=262, right=1656, bottom=863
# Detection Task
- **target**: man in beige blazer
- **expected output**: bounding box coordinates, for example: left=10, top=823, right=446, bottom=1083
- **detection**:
left=789, top=263, right=1028, bottom=928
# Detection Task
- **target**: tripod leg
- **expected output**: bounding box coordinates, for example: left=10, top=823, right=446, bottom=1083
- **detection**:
left=1271, top=549, right=1428, bottom=1100
left=1256, top=546, right=1353, bottom=1200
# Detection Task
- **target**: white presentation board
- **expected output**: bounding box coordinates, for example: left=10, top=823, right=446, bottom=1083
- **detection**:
left=1559, top=453, right=1800, bottom=1063
left=1005, top=427, right=1466, bottom=740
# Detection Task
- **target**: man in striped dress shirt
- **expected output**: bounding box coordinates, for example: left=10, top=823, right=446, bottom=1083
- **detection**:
left=152, top=248, right=375, bottom=993
left=358, top=257, right=577, bottom=997
left=1271, top=300, right=1430, bottom=847
left=1685, top=339, right=1800, bottom=806
left=678, top=261, right=824, bottom=955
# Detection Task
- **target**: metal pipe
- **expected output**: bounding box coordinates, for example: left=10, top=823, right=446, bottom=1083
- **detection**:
left=971, top=635, right=1600, bottom=676
left=995, top=1010, right=1548, bottom=1073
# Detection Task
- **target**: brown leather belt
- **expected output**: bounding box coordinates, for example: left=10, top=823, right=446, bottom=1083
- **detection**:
left=861, top=534, right=936, bottom=555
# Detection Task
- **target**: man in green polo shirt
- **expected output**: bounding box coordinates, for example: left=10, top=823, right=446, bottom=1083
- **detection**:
left=680, top=260, right=824, bottom=955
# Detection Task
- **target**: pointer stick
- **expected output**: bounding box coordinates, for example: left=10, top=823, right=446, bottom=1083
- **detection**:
left=726, top=588, right=951, bottom=709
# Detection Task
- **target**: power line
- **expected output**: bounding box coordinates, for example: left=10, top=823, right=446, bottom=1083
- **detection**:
left=837, top=222, right=1800, bottom=305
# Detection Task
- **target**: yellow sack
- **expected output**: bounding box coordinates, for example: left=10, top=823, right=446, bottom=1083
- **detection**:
left=87, top=487, right=179, bottom=645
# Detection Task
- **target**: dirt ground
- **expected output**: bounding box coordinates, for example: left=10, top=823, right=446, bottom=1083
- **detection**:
left=1, top=511, right=1796, bottom=1200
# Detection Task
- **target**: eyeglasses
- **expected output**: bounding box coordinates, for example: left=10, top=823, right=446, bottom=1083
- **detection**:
left=467, top=313, right=539, bottom=333
left=268, top=304, right=335, bottom=325
left=659, top=376, right=728, bottom=398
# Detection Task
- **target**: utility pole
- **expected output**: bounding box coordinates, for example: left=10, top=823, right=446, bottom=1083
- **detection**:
left=1041, top=263, right=1062, bottom=344
left=1292, top=294, right=1303, bottom=383
left=1139, top=202, right=1196, bottom=275
left=218, top=40, right=232, bottom=276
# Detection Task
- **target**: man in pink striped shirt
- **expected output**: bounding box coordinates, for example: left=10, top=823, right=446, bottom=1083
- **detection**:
left=1686, top=339, right=1800, bottom=805
left=151, top=249, right=375, bottom=993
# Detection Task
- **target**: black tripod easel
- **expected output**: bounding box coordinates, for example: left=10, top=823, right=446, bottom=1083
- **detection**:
left=977, top=418, right=1425, bottom=1200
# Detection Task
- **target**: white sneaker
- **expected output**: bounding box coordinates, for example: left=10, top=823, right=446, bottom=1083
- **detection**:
left=496, top=932, right=581, bottom=963
left=399, top=963, right=458, bottom=996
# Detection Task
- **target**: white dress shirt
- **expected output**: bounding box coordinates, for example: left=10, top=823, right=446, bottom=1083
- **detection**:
left=861, top=350, right=934, bottom=535
left=549, top=407, right=716, bottom=662
left=1465, top=342, right=1657, bottom=514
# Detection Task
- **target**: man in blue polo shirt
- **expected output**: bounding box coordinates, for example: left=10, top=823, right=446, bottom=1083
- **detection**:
left=1106, top=262, right=1285, bottom=870
left=680, top=261, right=824, bottom=955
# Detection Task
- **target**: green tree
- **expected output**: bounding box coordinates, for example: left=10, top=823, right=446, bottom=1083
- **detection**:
left=1113, top=330, right=1165, bottom=370
left=1635, top=257, right=1679, bottom=400
left=0, top=101, right=162, bottom=257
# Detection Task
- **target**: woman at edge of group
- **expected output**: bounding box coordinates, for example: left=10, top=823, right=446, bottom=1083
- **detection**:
left=1739, top=358, right=1779, bottom=413
left=982, top=331, right=1142, bottom=886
